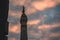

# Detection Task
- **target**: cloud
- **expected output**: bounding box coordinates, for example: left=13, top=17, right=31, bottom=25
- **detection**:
left=27, top=19, right=40, bottom=25
left=25, top=7, right=36, bottom=15
left=54, top=0, right=60, bottom=3
left=38, top=23, right=60, bottom=29
left=38, top=24, right=50, bottom=29
left=9, top=0, right=60, bottom=40
left=8, top=37, right=16, bottom=40
left=31, top=1, right=48, bottom=11
left=50, top=26, right=60, bottom=32
left=49, top=32, right=60, bottom=37
left=28, top=30, right=41, bottom=37
left=9, top=0, right=26, bottom=6
left=8, top=10, right=22, bottom=18
left=9, top=4, right=22, bottom=11
left=8, top=16, right=19, bottom=24
left=31, top=0, right=58, bottom=11
left=8, top=10, right=22, bottom=24
left=9, top=23, right=20, bottom=34
left=49, top=36, right=60, bottom=40
left=9, top=0, right=60, bottom=15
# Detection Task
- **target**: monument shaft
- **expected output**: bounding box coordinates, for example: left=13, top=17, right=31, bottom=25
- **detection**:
left=20, top=6, right=28, bottom=40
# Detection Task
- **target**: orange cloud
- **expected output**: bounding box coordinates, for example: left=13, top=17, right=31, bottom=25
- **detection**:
left=38, top=23, right=60, bottom=29
left=31, top=0, right=57, bottom=11
left=31, top=1, right=47, bottom=11
left=27, top=19, right=40, bottom=25
left=25, top=7, right=36, bottom=15
left=9, top=23, right=20, bottom=33
left=38, top=24, right=50, bottom=29
left=9, top=0, right=60, bottom=12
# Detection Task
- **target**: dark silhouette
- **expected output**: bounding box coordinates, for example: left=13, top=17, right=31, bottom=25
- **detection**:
left=0, top=0, right=9, bottom=40
left=20, top=6, right=28, bottom=40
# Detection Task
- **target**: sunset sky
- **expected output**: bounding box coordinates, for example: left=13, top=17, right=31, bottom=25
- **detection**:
left=8, top=0, right=60, bottom=40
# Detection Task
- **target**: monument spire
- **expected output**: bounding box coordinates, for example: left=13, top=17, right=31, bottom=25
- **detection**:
left=20, top=6, right=28, bottom=40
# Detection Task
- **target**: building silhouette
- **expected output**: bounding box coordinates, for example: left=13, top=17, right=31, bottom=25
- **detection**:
left=0, top=0, right=9, bottom=40
left=20, top=6, right=28, bottom=40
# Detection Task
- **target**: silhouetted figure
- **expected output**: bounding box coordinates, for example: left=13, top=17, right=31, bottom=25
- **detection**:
left=0, top=0, right=9, bottom=40
left=20, top=6, right=28, bottom=40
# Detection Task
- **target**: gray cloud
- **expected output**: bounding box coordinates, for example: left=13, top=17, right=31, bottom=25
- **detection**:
left=49, top=36, right=60, bottom=40
left=50, top=26, right=60, bottom=33
left=8, top=33, right=20, bottom=40
left=8, top=15, right=20, bottom=24
left=9, top=3, right=22, bottom=12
